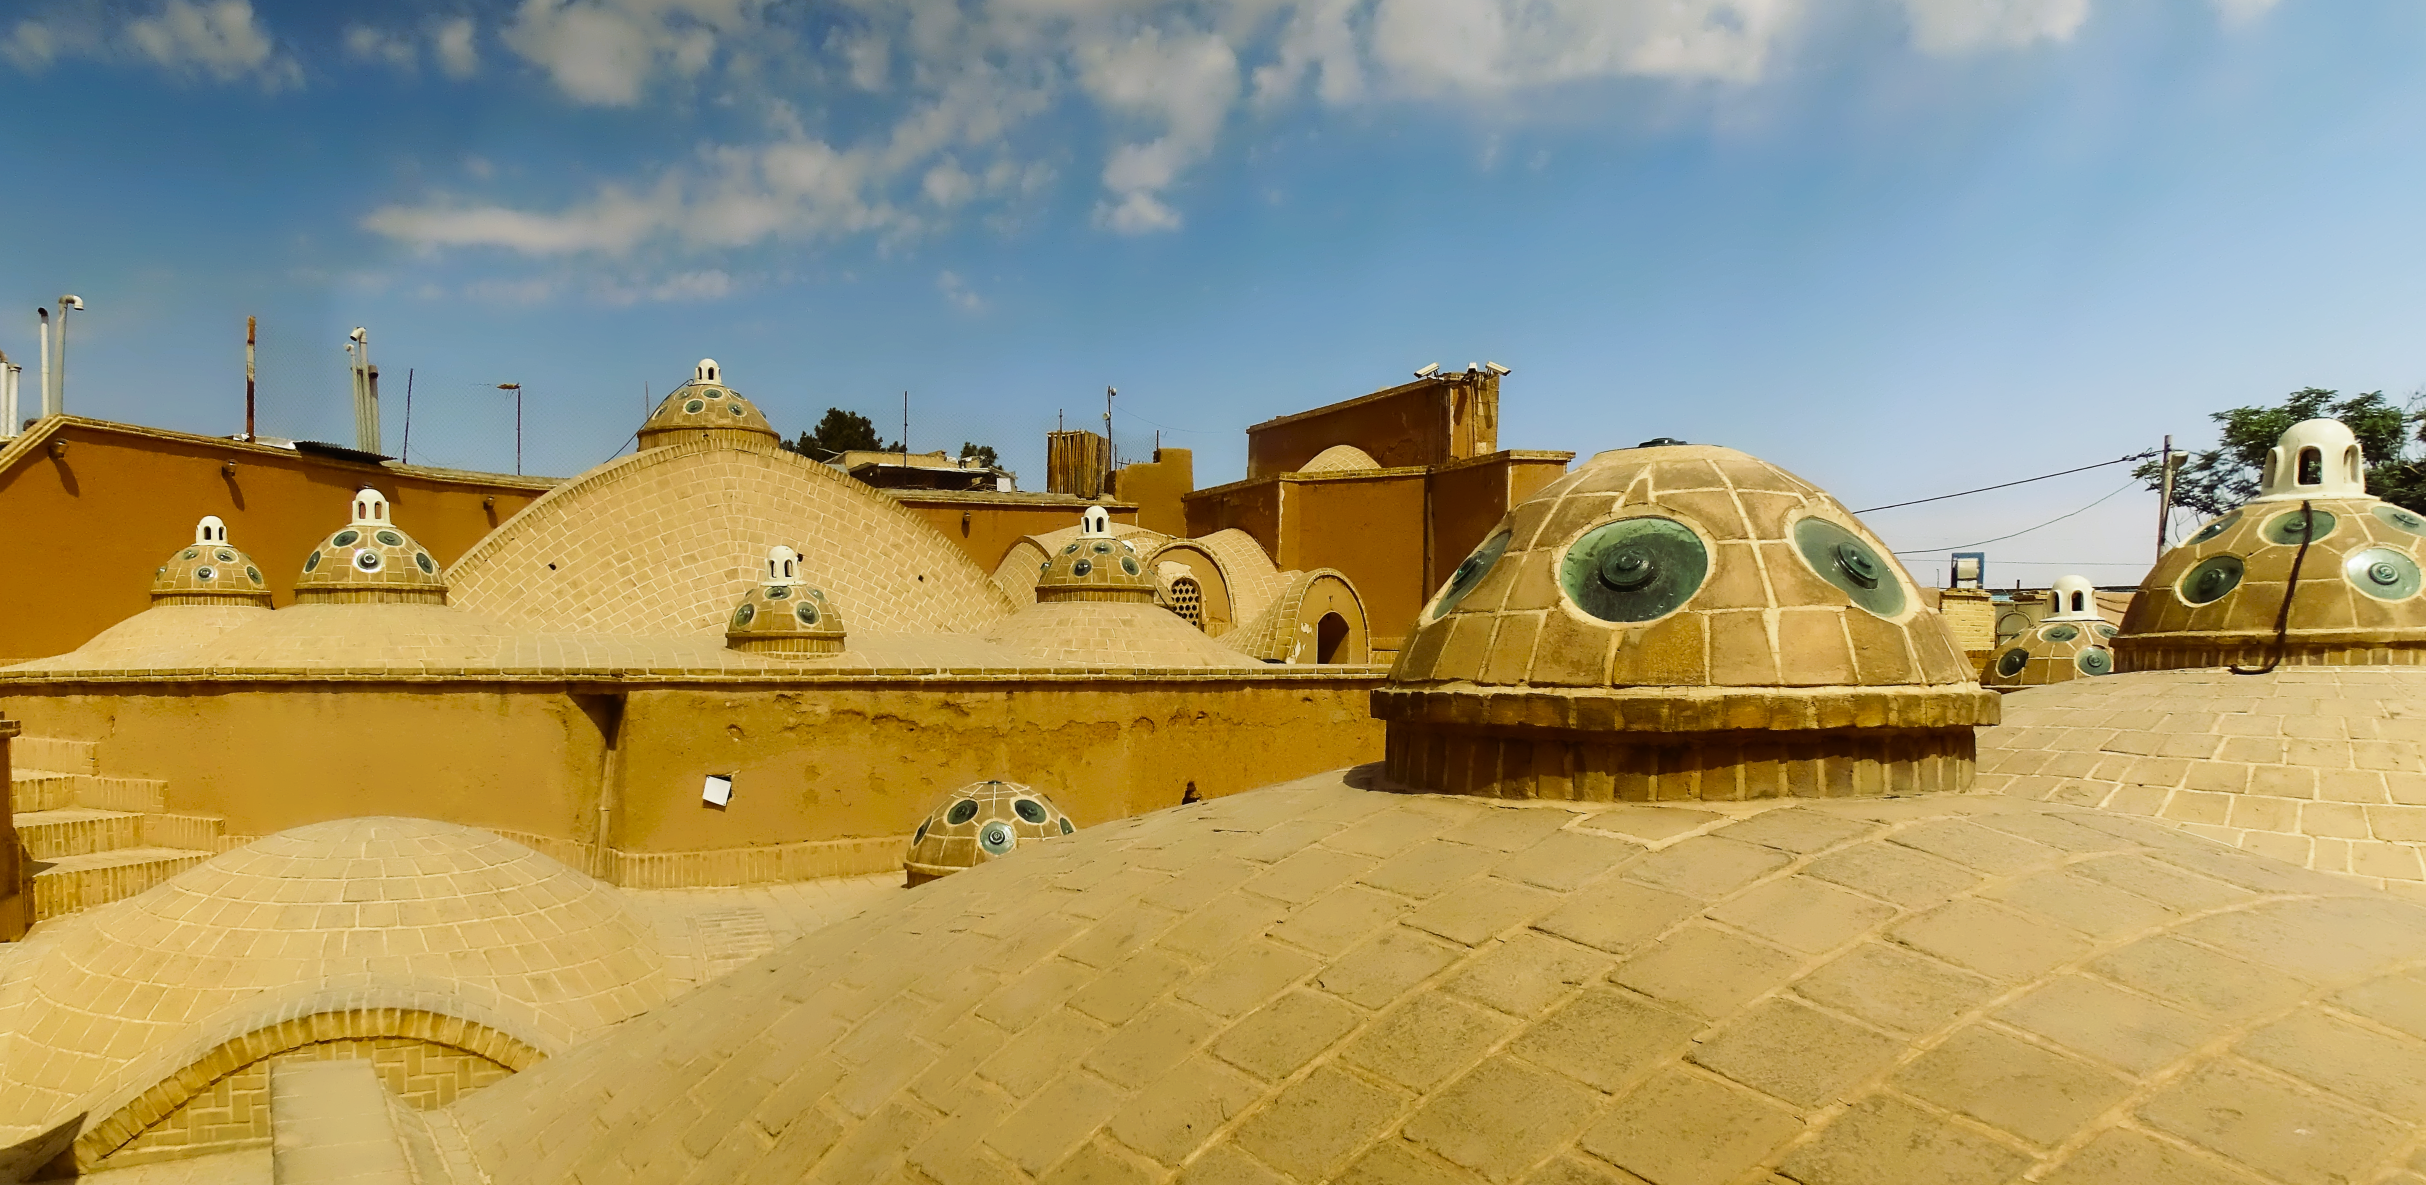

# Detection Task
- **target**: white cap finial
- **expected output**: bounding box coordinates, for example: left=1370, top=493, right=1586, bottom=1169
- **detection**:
left=696, top=358, right=720, bottom=383
left=350, top=488, right=391, bottom=526
left=1080, top=506, right=1111, bottom=537
left=2258, top=419, right=2366, bottom=501
left=2048, top=575, right=2098, bottom=621
left=195, top=515, right=227, bottom=545
left=765, top=545, right=800, bottom=583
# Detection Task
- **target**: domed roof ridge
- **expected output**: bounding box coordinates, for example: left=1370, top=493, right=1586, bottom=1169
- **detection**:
left=726, top=545, right=848, bottom=656
left=291, top=488, right=449, bottom=605
left=152, top=515, right=272, bottom=605
left=636, top=358, right=779, bottom=450
left=1034, top=507, right=1157, bottom=603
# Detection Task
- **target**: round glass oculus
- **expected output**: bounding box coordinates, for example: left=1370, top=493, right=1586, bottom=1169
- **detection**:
left=2040, top=623, right=2080, bottom=643
left=1428, top=529, right=1514, bottom=622
left=195, top=566, right=215, bottom=581
left=1072, top=559, right=1094, bottom=577
left=369, top=530, right=399, bottom=547
left=414, top=553, right=435, bottom=574
left=1063, top=544, right=1079, bottom=555
left=728, top=403, right=745, bottom=416
left=766, top=585, right=792, bottom=600
left=2186, top=510, right=2241, bottom=545
left=214, top=549, right=235, bottom=562
left=946, top=799, right=979, bottom=825
left=331, top=530, right=361, bottom=547
left=795, top=602, right=821, bottom=625
left=180, top=548, right=200, bottom=561
left=2261, top=508, right=2337, bottom=546
left=1014, top=798, right=1048, bottom=824
left=914, top=818, right=930, bottom=845
left=1559, top=516, right=1708, bottom=624
left=2346, top=547, right=2424, bottom=601
left=978, top=820, right=1016, bottom=856
left=246, top=566, right=263, bottom=583
left=2077, top=647, right=2114, bottom=675
left=684, top=399, right=707, bottom=413
left=1093, top=542, right=1111, bottom=554
left=2375, top=504, right=2426, bottom=536
left=303, top=552, right=321, bottom=573
left=354, top=550, right=382, bottom=571
left=1994, top=648, right=2029, bottom=678
left=1120, top=556, right=1141, bottom=576
left=733, top=603, right=756, bottom=627
left=2095, top=623, right=2118, bottom=639
left=1060, top=817, right=1075, bottom=835
left=1792, top=518, right=1906, bottom=617
left=2177, top=555, right=2244, bottom=605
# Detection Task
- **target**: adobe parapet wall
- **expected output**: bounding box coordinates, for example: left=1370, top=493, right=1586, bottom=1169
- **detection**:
left=0, top=666, right=1386, bottom=889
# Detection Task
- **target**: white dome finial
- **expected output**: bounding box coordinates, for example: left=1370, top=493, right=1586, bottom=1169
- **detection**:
left=2258, top=419, right=2366, bottom=501
left=696, top=358, right=720, bottom=384
left=195, top=515, right=227, bottom=545
left=2048, top=574, right=2098, bottom=621
left=1080, top=506, right=1111, bottom=537
left=764, top=545, right=800, bottom=583
left=349, top=488, right=391, bottom=526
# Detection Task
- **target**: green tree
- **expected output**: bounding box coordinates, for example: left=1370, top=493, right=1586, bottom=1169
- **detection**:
left=958, top=442, right=1000, bottom=469
left=2137, top=387, right=2425, bottom=518
left=779, top=408, right=899, bottom=460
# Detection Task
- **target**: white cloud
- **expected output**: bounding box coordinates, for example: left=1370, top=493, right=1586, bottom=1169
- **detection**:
left=937, top=270, right=984, bottom=311
left=1079, top=27, right=1240, bottom=234
left=2210, top=0, right=2278, bottom=24
left=433, top=17, right=480, bottom=77
left=1900, top=0, right=2089, bottom=53
left=346, top=25, right=415, bottom=70
left=503, top=0, right=754, bottom=106
left=126, top=0, right=298, bottom=88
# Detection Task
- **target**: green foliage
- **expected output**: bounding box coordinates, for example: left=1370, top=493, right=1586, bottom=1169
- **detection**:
left=958, top=441, right=1000, bottom=469
left=779, top=408, right=899, bottom=460
left=2137, top=387, right=2426, bottom=519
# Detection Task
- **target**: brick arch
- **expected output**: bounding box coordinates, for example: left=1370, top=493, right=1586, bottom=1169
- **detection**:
left=77, top=1008, right=541, bottom=1170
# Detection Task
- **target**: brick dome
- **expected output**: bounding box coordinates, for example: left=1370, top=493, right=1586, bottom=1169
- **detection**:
left=902, top=779, right=1077, bottom=885
left=1983, top=576, right=2119, bottom=689
left=635, top=359, right=779, bottom=451
left=150, top=516, right=271, bottom=606
left=724, top=545, right=847, bottom=655
left=292, top=488, right=447, bottom=605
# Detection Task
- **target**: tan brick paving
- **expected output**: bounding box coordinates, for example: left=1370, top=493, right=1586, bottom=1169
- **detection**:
left=438, top=768, right=2426, bottom=1184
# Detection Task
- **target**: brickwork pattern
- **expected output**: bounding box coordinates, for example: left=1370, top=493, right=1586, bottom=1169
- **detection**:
left=1977, top=666, right=2426, bottom=892
left=1298, top=444, right=1383, bottom=473
left=106, top=1032, right=515, bottom=1168
left=149, top=542, right=271, bottom=605
left=452, top=771, right=2426, bottom=1185
left=1168, top=529, right=1288, bottom=624
left=992, top=525, right=1174, bottom=608
left=1222, top=569, right=1368, bottom=664
left=0, top=818, right=669, bottom=1158
left=445, top=436, right=1016, bottom=638
left=1392, top=445, right=1975, bottom=692
left=2122, top=497, right=2426, bottom=669
left=905, top=781, right=1079, bottom=883
left=10, top=605, right=269, bottom=671
left=634, top=380, right=779, bottom=451
left=981, top=601, right=1266, bottom=669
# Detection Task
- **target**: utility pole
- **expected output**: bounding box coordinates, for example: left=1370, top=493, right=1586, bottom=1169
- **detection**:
left=496, top=384, right=523, bottom=474
left=401, top=368, right=414, bottom=464
left=902, top=390, right=909, bottom=466
left=2155, top=434, right=2182, bottom=558
left=34, top=309, right=47, bottom=422
left=51, top=295, right=81, bottom=415
left=244, top=316, right=256, bottom=442
left=1104, top=385, right=1117, bottom=489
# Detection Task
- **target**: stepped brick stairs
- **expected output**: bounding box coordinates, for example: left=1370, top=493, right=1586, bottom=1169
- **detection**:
left=12, top=737, right=227, bottom=923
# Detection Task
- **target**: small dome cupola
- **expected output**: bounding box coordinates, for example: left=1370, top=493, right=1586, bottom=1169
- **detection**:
left=903, top=780, right=1077, bottom=885
left=292, top=487, right=448, bottom=605
left=725, top=545, right=847, bottom=656
left=1036, top=509, right=1154, bottom=604
left=151, top=515, right=272, bottom=605
left=636, top=358, right=780, bottom=451
left=2258, top=418, right=2366, bottom=501
left=1983, top=574, right=2117, bottom=689
left=2121, top=417, right=2426, bottom=670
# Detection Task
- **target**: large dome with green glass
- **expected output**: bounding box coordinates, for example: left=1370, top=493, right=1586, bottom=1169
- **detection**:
left=1380, top=440, right=1994, bottom=800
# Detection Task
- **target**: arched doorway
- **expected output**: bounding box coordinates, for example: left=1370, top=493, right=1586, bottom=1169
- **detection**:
left=1316, top=612, right=1349, bottom=663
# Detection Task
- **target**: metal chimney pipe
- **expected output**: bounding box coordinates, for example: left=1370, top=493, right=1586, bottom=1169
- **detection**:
left=244, top=316, right=256, bottom=442
left=364, top=364, right=381, bottom=454
left=347, top=327, right=375, bottom=453
left=0, top=351, right=15, bottom=440
left=53, top=295, right=81, bottom=416
left=35, top=308, right=48, bottom=420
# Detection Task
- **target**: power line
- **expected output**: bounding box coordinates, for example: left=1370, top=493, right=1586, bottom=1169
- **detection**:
left=1890, top=478, right=2141, bottom=554
left=1854, top=450, right=2157, bottom=514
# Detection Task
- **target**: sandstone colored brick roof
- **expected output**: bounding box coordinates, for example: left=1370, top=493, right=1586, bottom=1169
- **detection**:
left=993, top=524, right=1174, bottom=608
left=980, top=601, right=1265, bottom=669
left=439, top=769, right=2426, bottom=1184
left=1977, top=666, right=2426, bottom=892
left=446, top=436, right=1016, bottom=639
left=1168, top=528, right=1286, bottom=622
left=1220, top=568, right=1362, bottom=663
left=0, top=818, right=669, bottom=1163
left=1298, top=444, right=1382, bottom=474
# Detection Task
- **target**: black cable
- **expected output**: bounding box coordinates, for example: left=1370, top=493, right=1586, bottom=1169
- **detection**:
left=2231, top=499, right=2312, bottom=676
left=1889, top=479, right=2140, bottom=554
left=1855, top=450, right=2158, bottom=514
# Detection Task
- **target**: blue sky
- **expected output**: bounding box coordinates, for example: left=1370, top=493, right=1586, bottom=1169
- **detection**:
left=3, top=0, right=2422, bottom=582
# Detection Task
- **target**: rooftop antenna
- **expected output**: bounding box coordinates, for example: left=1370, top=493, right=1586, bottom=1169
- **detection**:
left=903, top=390, right=910, bottom=467
left=496, top=383, right=523, bottom=474
left=51, top=296, right=83, bottom=415
left=401, top=367, right=415, bottom=464
left=244, top=316, right=256, bottom=442
left=1104, top=385, right=1117, bottom=482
